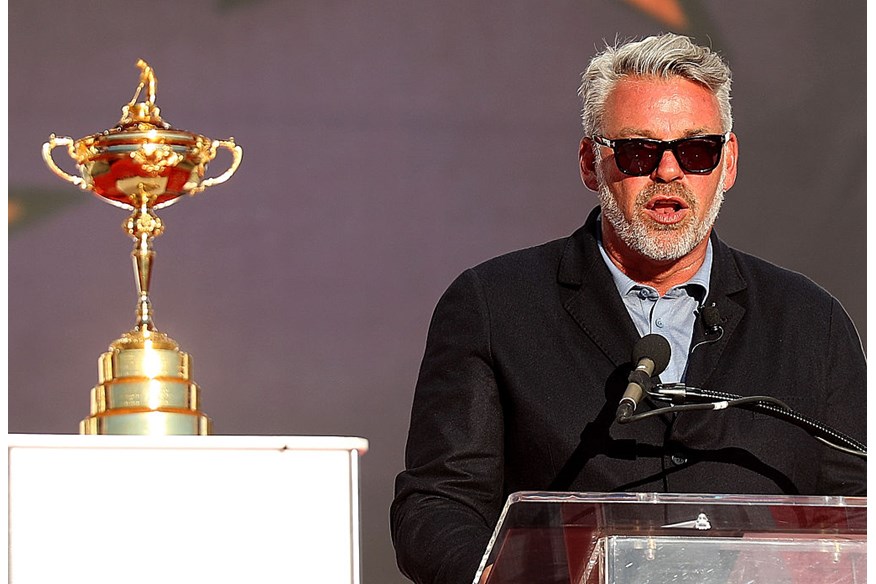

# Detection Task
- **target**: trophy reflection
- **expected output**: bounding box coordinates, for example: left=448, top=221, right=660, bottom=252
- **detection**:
left=42, top=60, right=242, bottom=435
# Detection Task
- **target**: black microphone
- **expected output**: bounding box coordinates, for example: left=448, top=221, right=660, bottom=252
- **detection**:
left=616, top=334, right=671, bottom=421
left=701, top=304, right=722, bottom=334
left=689, top=304, right=724, bottom=357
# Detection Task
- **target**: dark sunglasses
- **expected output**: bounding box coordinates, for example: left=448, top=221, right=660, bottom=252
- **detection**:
left=593, top=132, right=730, bottom=176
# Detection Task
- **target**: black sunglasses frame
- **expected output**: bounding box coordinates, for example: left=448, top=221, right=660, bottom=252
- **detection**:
left=592, top=132, right=730, bottom=176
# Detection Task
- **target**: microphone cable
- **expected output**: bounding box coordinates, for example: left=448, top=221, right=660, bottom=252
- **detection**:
left=678, top=385, right=867, bottom=456
left=617, top=383, right=866, bottom=459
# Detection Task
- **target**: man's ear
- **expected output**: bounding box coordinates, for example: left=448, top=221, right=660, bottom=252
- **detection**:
left=579, top=138, right=600, bottom=192
left=721, top=132, right=739, bottom=192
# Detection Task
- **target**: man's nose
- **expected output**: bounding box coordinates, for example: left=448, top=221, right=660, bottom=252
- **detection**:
left=650, top=148, right=684, bottom=182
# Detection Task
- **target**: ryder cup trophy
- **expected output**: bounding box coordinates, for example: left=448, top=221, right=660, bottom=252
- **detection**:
left=42, top=60, right=242, bottom=435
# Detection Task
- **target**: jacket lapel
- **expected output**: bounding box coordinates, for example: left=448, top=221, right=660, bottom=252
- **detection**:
left=558, top=208, right=640, bottom=368
left=684, top=233, right=747, bottom=387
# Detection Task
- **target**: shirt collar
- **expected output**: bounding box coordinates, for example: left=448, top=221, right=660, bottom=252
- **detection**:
left=596, top=215, right=712, bottom=301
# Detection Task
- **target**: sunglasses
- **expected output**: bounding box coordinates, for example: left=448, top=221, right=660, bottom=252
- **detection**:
left=593, top=132, right=730, bottom=176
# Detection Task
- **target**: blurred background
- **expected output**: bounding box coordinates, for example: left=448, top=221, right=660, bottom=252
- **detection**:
left=9, top=2, right=866, bottom=582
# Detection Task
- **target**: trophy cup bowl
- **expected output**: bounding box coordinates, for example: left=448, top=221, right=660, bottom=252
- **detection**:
left=42, top=60, right=242, bottom=435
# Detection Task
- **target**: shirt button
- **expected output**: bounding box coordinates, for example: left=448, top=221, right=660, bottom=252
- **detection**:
left=671, top=454, right=688, bottom=466
left=655, top=318, right=664, bottom=328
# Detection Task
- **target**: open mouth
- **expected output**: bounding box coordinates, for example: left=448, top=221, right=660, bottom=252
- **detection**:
left=644, top=196, right=690, bottom=225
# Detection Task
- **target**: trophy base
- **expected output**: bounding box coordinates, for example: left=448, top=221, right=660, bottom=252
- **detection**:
left=80, top=327, right=212, bottom=436
left=80, top=410, right=211, bottom=435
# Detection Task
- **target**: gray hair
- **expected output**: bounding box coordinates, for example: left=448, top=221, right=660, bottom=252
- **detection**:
left=579, top=33, right=733, bottom=136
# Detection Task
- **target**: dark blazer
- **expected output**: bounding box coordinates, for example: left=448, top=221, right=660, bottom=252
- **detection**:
left=391, top=207, right=866, bottom=584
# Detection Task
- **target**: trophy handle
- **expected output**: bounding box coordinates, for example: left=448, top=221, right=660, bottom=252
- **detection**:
left=42, top=134, right=88, bottom=189
left=195, top=139, right=243, bottom=193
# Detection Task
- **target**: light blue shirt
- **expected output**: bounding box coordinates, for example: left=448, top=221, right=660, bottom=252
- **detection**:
left=597, top=226, right=712, bottom=383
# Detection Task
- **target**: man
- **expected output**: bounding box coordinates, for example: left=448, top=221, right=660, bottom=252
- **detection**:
left=391, top=33, right=866, bottom=584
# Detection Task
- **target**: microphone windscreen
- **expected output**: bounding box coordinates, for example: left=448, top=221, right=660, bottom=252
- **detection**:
left=632, top=334, right=672, bottom=375
left=702, top=305, right=722, bottom=329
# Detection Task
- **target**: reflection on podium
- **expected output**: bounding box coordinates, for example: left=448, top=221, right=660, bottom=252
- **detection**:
left=8, top=434, right=368, bottom=584
left=475, top=492, right=866, bottom=584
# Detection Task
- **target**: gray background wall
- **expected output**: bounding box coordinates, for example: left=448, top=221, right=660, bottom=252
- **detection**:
left=9, top=2, right=866, bottom=583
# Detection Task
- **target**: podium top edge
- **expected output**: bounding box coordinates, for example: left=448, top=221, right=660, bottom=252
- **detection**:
left=506, top=490, right=866, bottom=507
left=6, top=433, right=369, bottom=454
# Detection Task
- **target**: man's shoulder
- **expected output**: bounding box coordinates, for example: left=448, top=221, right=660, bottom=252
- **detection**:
left=466, top=235, right=571, bottom=283
left=721, top=241, right=834, bottom=304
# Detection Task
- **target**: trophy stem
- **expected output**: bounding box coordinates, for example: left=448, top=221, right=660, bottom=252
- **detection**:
left=125, top=189, right=164, bottom=332
left=132, top=233, right=156, bottom=331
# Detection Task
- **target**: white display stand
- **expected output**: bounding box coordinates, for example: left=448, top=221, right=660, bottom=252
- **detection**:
left=8, top=434, right=368, bottom=584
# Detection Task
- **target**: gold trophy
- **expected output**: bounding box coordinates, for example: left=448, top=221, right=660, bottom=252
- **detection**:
left=42, top=60, right=242, bottom=435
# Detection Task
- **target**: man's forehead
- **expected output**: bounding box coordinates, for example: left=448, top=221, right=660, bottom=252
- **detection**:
left=611, top=73, right=713, bottom=93
left=602, top=75, right=722, bottom=136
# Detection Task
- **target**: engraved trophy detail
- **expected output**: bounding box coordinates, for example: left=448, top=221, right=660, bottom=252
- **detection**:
left=42, top=60, right=242, bottom=435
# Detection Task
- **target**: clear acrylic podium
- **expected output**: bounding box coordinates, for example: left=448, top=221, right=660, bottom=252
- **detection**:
left=474, top=492, right=866, bottom=584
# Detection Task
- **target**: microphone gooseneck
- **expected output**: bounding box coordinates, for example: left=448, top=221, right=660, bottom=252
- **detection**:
left=616, top=334, right=671, bottom=421
left=644, top=383, right=867, bottom=459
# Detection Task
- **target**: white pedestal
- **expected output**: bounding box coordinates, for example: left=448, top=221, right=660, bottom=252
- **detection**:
left=8, top=434, right=368, bottom=584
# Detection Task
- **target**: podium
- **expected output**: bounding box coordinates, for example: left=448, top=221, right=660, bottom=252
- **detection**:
left=475, top=492, right=866, bottom=584
left=8, top=434, right=368, bottom=584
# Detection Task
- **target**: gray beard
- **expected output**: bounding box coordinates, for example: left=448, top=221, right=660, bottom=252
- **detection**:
left=597, top=164, right=726, bottom=261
